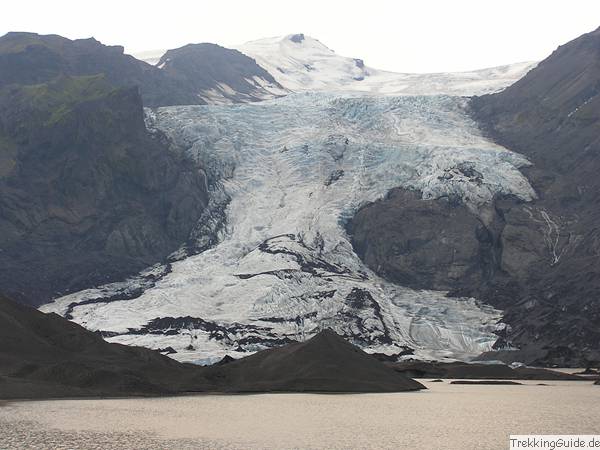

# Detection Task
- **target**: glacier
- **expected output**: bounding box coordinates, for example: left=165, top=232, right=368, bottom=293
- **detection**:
left=40, top=91, right=535, bottom=364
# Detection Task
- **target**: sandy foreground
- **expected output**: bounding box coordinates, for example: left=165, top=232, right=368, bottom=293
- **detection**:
left=1, top=380, right=599, bottom=450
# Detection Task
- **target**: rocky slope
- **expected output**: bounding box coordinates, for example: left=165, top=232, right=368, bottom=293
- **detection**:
left=0, top=32, right=286, bottom=107
left=348, top=27, right=600, bottom=366
left=0, top=75, right=208, bottom=305
left=0, top=295, right=423, bottom=398
left=201, top=329, right=425, bottom=392
left=348, top=188, right=504, bottom=292
left=348, top=190, right=545, bottom=309
left=387, top=360, right=583, bottom=380
left=467, top=27, right=600, bottom=366
left=0, top=32, right=201, bottom=107
left=156, top=43, right=287, bottom=103
left=0, top=294, right=208, bottom=399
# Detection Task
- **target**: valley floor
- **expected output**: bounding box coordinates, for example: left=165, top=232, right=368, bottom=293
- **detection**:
left=2, top=381, right=599, bottom=450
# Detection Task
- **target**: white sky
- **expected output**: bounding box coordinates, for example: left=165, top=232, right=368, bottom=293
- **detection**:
left=3, top=0, right=600, bottom=73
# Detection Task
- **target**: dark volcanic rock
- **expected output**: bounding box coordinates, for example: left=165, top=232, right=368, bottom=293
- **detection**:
left=348, top=189, right=504, bottom=292
left=574, top=368, right=600, bottom=376
left=289, top=34, right=305, bottom=43
left=468, top=26, right=600, bottom=366
left=202, top=329, right=425, bottom=392
left=348, top=29, right=600, bottom=365
left=0, top=295, right=209, bottom=399
left=215, top=355, right=235, bottom=366
left=0, top=32, right=201, bottom=107
left=348, top=187, right=588, bottom=363
left=450, top=380, right=522, bottom=385
left=157, top=43, right=286, bottom=103
left=0, top=300, right=425, bottom=398
left=0, top=76, right=208, bottom=305
left=388, top=360, right=583, bottom=381
left=370, top=348, right=414, bottom=362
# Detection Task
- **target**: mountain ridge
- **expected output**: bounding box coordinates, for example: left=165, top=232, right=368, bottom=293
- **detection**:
left=0, top=32, right=288, bottom=107
left=134, top=33, right=536, bottom=96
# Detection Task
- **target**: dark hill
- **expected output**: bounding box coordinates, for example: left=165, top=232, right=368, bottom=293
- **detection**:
left=0, top=298, right=425, bottom=398
left=0, top=76, right=208, bottom=305
left=469, top=25, right=600, bottom=365
left=388, top=361, right=583, bottom=381
left=157, top=43, right=286, bottom=103
left=201, top=329, right=425, bottom=392
left=0, top=294, right=207, bottom=399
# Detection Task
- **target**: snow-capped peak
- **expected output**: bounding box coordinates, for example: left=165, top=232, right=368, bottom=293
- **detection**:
left=235, top=34, right=536, bottom=96
left=235, top=33, right=372, bottom=92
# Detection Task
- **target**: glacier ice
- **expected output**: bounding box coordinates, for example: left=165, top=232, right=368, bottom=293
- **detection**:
left=41, top=92, right=535, bottom=363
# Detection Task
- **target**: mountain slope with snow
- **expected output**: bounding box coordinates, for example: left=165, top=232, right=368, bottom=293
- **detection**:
left=235, top=33, right=537, bottom=96
left=155, top=43, right=289, bottom=104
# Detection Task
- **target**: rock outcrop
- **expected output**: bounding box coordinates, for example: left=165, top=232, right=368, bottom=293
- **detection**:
left=348, top=189, right=502, bottom=292
left=0, top=76, right=208, bottom=305
left=470, top=26, right=600, bottom=366
left=348, top=27, right=600, bottom=366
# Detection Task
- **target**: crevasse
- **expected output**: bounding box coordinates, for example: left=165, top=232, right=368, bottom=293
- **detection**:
left=41, top=93, right=534, bottom=364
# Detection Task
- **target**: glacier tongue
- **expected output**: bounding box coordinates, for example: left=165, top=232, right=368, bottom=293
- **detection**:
left=40, top=93, right=534, bottom=363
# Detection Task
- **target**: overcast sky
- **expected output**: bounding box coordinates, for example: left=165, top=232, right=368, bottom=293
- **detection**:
left=3, top=0, right=600, bottom=72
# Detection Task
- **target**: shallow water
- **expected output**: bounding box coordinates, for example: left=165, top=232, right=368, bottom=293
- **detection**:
left=2, top=381, right=599, bottom=450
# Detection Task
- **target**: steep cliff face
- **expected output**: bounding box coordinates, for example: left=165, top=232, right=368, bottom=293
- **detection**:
left=349, top=187, right=600, bottom=366
left=348, top=27, right=600, bottom=366
left=470, top=26, right=600, bottom=365
left=348, top=189, right=506, bottom=292
left=0, top=76, right=208, bottom=305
